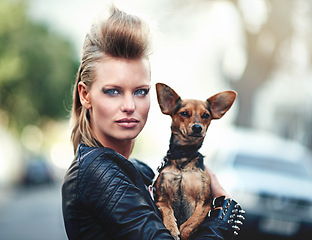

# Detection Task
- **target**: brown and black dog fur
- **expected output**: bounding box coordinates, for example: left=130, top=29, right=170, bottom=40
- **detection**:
left=154, top=83, right=237, bottom=240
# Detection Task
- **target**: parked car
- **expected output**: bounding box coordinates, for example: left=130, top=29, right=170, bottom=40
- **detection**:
left=209, top=128, right=312, bottom=239
left=22, top=155, right=55, bottom=186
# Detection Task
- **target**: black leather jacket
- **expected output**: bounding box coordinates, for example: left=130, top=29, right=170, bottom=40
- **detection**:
left=62, top=144, right=232, bottom=240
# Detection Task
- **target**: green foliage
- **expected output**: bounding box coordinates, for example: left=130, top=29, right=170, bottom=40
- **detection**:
left=0, top=0, right=79, bottom=132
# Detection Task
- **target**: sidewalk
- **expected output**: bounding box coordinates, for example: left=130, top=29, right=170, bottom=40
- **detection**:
left=0, top=181, right=67, bottom=240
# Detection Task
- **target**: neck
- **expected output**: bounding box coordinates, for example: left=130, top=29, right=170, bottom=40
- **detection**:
left=157, top=134, right=204, bottom=172
left=98, top=136, right=134, bottom=159
left=167, top=134, right=202, bottom=160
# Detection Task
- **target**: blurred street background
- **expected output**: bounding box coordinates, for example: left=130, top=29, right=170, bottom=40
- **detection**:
left=0, top=181, right=67, bottom=239
left=1, top=0, right=312, bottom=239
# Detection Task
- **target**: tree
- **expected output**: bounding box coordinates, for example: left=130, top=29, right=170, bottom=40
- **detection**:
left=0, top=0, right=78, bottom=133
left=159, top=0, right=312, bottom=149
left=226, top=0, right=295, bottom=127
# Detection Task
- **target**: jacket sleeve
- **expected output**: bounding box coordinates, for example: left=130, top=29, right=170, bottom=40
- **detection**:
left=191, top=217, right=233, bottom=240
left=79, top=153, right=174, bottom=240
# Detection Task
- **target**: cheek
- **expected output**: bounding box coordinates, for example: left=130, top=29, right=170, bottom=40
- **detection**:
left=94, top=100, right=117, bottom=119
left=184, top=117, right=194, bottom=128
left=171, top=116, right=189, bottom=131
left=137, top=98, right=150, bottom=118
left=202, top=119, right=212, bottom=131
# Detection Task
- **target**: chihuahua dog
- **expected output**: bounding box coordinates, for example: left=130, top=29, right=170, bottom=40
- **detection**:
left=154, top=83, right=237, bottom=240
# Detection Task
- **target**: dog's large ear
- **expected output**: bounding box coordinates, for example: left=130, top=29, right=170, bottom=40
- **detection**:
left=156, top=83, right=181, bottom=115
left=207, top=91, right=237, bottom=119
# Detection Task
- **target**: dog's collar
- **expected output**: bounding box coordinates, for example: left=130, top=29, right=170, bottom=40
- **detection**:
left=167, top=143, right=201, bottom=159
left=157, top=144, right=204, bottom=172
left=166, top=148, right=200, bottom=160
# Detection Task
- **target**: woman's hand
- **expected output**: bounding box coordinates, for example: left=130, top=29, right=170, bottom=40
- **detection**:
left=205, top=167, right=231, bottom=199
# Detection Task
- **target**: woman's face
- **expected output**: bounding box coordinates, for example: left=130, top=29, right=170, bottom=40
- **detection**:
left=79, top=57, right=151, bottom=146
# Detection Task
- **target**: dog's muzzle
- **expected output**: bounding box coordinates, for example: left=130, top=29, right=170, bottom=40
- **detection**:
left=191, top=124, right=203, bottom=134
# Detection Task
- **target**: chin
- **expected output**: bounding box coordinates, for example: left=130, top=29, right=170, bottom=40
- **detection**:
left=118, top=131, right=140, bottom=141
left=114, top=125, right=145, bottom=141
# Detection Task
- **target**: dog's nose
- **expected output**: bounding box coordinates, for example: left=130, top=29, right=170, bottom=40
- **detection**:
left=192, top=124, right=202, bottom=134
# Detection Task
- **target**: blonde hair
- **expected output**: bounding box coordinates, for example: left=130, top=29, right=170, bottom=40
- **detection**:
left=71, top=6, right=151, bottom=154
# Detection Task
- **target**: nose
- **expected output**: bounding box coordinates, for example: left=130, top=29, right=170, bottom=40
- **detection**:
left=192, top=124, right=202, bottom=134
left=121, top=94, right=135, bottom=113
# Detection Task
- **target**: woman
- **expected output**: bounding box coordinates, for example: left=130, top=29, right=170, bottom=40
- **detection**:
left=62, top=6, right=243, bottom=240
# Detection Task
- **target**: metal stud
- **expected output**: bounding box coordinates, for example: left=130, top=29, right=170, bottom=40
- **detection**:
left=232, top=225, right=240, bottom=231
left=231, top=209, right=239, bottom=214
left=234, top=204, right=241, bottom=209
left=234, top=220, right=243, bottom=225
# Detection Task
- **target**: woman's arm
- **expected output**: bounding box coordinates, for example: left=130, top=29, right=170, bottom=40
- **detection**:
left=79, top=154, right=174, bottom=240
left=192, top=167, right=245, bottom=239
left=205, top=167, right=231, bottom=199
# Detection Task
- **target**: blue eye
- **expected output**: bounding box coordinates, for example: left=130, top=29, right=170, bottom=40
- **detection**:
left=103, top=89, right=120, bottom=96
left=134, top=88, right=150, bottom=97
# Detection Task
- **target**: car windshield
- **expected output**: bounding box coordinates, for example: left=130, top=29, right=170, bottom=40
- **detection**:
left=233, top=153, right=310, bottom=179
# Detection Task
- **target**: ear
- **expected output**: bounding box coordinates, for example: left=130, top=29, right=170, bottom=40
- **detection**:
left=78, top=82, right=92, bottom=109
left=155, top=83, right=181, bottom=115
left=207, top=91, right=237, bottom=119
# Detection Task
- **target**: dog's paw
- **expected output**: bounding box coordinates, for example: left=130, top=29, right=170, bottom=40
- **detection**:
left=179, top=227, right=191, bottom=240
left=168, top=226, right=180, bottom=240
left=172, top=233, right=180, bottom=240
left=170, top=229, right=180, bottom=240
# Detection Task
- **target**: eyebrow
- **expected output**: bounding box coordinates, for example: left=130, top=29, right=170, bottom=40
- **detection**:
left=135, top=84, right=151, bottom=89
left=102, top=84, right=151, bottom=90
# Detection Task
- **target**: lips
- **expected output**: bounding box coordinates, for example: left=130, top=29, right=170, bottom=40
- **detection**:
left=188, top=134, right=204, bottom=139
left=116, top=118, right=139, bottom=128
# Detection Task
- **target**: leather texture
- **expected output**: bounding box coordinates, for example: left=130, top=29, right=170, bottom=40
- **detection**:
left=62, top=144, right=232, bottom=240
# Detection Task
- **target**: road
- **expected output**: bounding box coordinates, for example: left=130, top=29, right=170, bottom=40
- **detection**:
left=0, top=181, right=67, bottom=240
left=0, top=178, right=305, bottom=240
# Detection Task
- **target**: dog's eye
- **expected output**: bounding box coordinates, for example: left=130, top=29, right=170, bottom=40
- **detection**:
left=179, top=111, right=190, bottom=118
left=202, top=113, right=210, bottom=119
